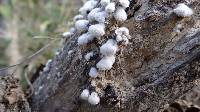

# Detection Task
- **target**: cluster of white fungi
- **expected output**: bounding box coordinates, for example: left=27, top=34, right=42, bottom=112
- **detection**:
left=74, top=0, right=131, bottom=105
left=41, top=0, right=193, bottom=105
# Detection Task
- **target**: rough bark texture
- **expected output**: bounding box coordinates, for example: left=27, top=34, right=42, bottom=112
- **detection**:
left=0, top=76, right=30, bottom=112
left=31, top=0, right=200, bottom=112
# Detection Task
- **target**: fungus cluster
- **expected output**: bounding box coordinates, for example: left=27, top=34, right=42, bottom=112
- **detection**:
left=79, top=0, right=98, bottom=16
left=115, top=27, right=130, bottom=45
left=36, top=0, right=130, bottom=105
left=70, top=0, right=131, bottom=105
left=80, top=89, right=100, bottom=105
left=40, top=1, right=132, bottom=105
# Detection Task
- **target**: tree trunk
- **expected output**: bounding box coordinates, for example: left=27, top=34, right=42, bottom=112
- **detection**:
left=31, top=0, right=200, bottom=111
left=0, top=76, right=30, bottom=112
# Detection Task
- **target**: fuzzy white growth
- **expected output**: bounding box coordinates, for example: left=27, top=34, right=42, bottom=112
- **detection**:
left=115, top=27, right=130, bottom=45
left=100, top=0, right=110, bottom=7
left=89, top=67, right=98, bottom=78
left=79, top=0, right=98, bottom=16
left=94, top=11, right=108, bottom=23
left=88, top=8, right=102, bottom=22
left=116, top=35, right=123, bottom=42
left=84, top=51, right=94, bottom=61
left=119, top=0, right=130, bottom=8
left=88, top=8, right=107, bottom=23
left=105, top=2, right=116, bottom=13
left=116, top=35, right=126, bottom=43
left=88, top=92, right=100, bottom=105
left=78, top=33, right=95, bottom=45
left=115, top=27, right=129, bottom=36
left=114, top=7, right=127, bottom=21
left=69, top=27, right=76, bottom=33
left=88, top=24, right=105, bottom=37
left=96, top=56, right=115, bottom=70
left=80, top=89, right=90, bottom=100
left=173, top=3, right=193, bottom=17
left=75, top=20, right=89, bottom=32
left=100, top=39, right=118, bottom=56
left=73, top=14, right=84, bottom=22
left=62, top=32, right=72, bottom=38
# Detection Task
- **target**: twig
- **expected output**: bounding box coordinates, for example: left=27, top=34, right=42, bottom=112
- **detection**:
left=0, top=39, right=59, bottom=72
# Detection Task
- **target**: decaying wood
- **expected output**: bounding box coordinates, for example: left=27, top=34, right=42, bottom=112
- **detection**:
left=0, top=76, right=30, bottom=112
left=31, top=0, right=200, bottom=112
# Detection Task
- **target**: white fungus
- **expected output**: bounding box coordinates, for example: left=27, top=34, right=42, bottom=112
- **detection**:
left=119, top=0, right=130, bottom=8
left=88, top=8, right=107, bottom=23
left=79, top=0, right=98, bottom=16
left=84, top=51, right=94, bottom=61
left=96, top=56, right=115, bottom=70
left=105, top=2, right=116, bottom=13
left=89, top=67, right=98, bottom=78
left=88, top=24, right=105, bottom=37
left=73, top=14, right=84, bottom=22
left=100, top=0, right=110, bottom=7
left=115, top=27, right=129, bottom=36
left=116, top=35, right=123, bottom=42
left=100, top=39, right=118, bottom=56
left=87, top=8, right=102, bottom=22
left=114, top=7, right=127, bottom=21
left=69, top=27, right=76, bottom=33
left=62, top=32, right=72, bottom=38
left=80, top=89, right=90, bottom=100
left=115, top=27, right=130, bottom=45
left=173, top=3, right=193, bottom=17
left=75, top=20, right=89, bottom=32
left=78, top=33, right=95, bottom=45
left=88, top=92, right=100, bottom=105
left=94, top=11, right=108, bottom=23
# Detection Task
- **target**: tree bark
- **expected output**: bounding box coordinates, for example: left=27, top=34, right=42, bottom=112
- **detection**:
left=31, top=0, right=200, bottom=112
left=0, top=76, right=30, bottom=112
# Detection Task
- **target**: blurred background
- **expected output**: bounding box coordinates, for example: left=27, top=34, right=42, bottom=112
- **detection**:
left=0, top=0, right=82, bottom=89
